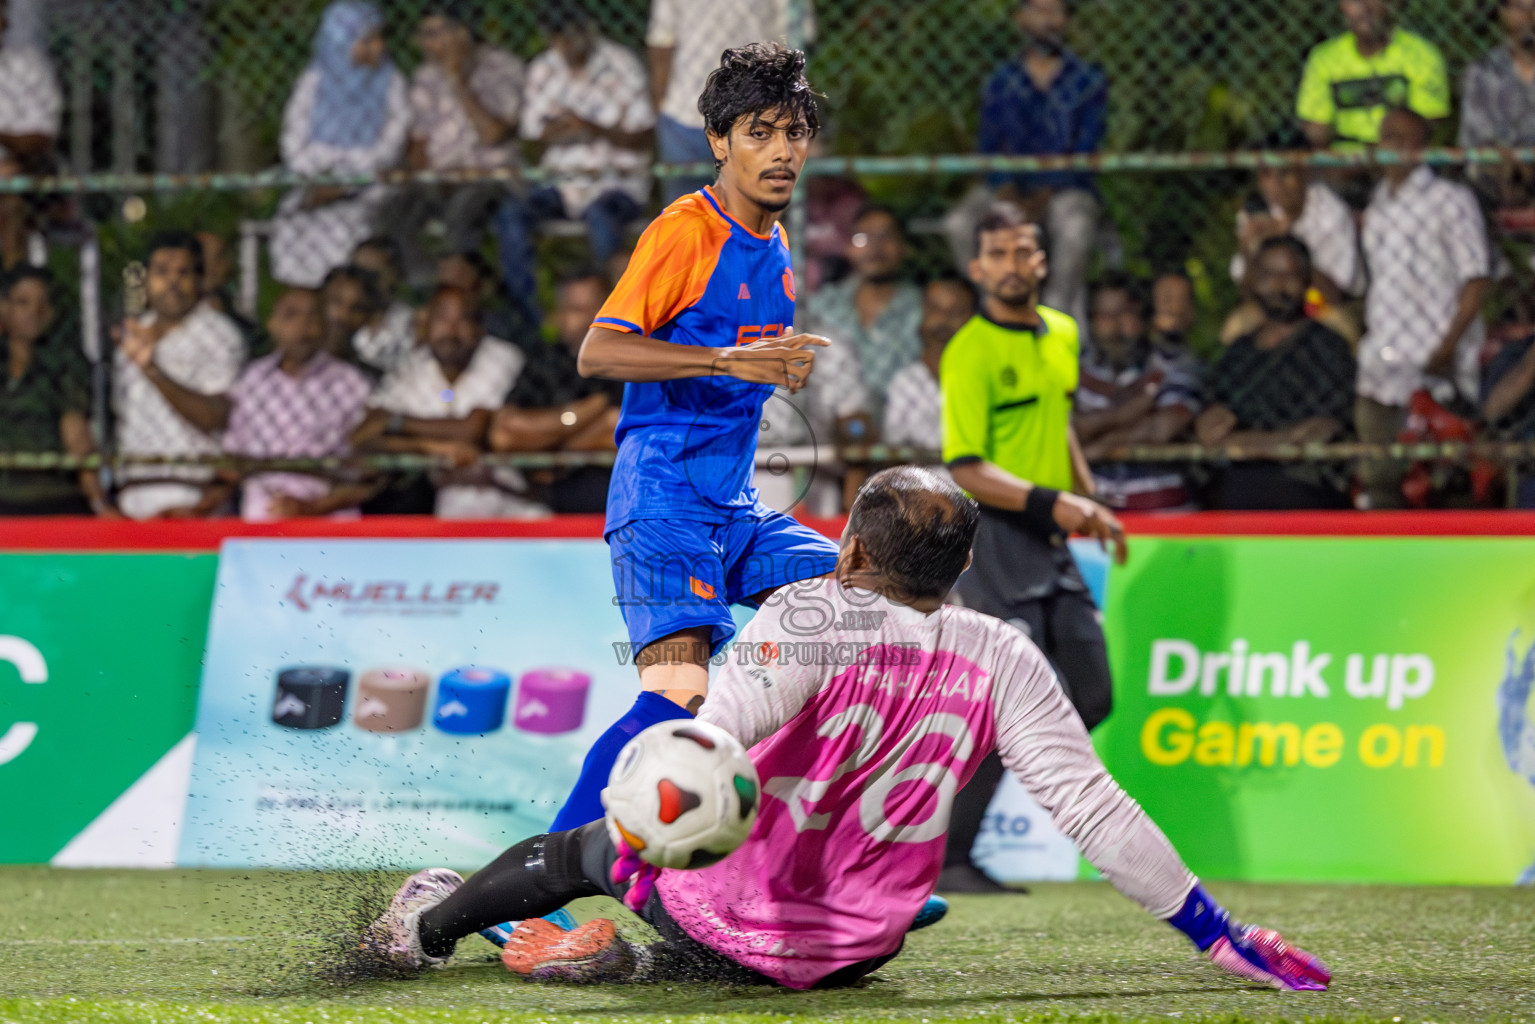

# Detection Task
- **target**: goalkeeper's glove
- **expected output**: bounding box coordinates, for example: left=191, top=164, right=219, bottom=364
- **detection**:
left=1168, top=883, right=1331, bottom=991
left=610, top=836, right=661, bottom=914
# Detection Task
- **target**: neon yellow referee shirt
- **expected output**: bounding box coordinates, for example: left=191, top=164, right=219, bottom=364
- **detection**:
left=940, top=306, right=1078, bottom=492
left=1296, top=28, right=1449, bottom=146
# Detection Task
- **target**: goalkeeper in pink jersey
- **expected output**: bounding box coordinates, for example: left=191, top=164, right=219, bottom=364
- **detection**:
left=365, top=467, right=1330, bottom=993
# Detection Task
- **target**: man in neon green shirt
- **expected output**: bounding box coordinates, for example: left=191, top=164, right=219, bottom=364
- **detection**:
left=937, top=201, right=1126, bottom=894
left=1297, top=0, right=1449, bottom=148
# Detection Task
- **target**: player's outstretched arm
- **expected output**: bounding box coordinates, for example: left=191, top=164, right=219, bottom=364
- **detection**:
left=991, top=641, right=1329, bottom=990
left=578, top=326, right=829, bottom=393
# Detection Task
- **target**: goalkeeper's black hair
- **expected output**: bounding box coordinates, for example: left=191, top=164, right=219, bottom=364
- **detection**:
left=847, top=467, right=979, bottom=600
left=698, top=43, right=820, bottom=168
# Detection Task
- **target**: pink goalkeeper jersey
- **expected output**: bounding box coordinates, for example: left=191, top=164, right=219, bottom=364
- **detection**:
left=656, top=577, right=1196, bottom=989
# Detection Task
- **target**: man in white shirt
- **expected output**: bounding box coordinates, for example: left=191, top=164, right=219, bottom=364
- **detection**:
left=114, top=232, right=248, bottom=519
left=646, top=0, right=812, bottom=201
left=380, top=4, right=525, bottom=287
left=0, top=0, right=60, bottom=164
left=352, top=286, right=542, bottom=518
left=495, top=1, right=655, bottom=326
left=1231, top=168, right=1362, bottom=300
left=883, top=275, right=977, bottom=459
left=1222, top=157, right=1363, bottom=345
left=0, top=0, right=59, bottom=270
left=350, top=237, right=418, bottom=374
left=1357, top=107, right=1492, bottom=509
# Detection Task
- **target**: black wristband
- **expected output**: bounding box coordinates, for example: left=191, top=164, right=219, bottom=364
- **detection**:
left=1020, top=486, right=1060, bottom=536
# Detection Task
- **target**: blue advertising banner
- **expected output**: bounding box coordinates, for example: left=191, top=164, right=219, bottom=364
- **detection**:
left=181, top=536, right=1111, bottom=874
left=180, top=538, right=640, bottom=869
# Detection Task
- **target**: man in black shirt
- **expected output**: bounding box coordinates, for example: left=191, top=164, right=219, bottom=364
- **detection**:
left=490, top=270, right=623, bottom=513
left=1195, top=237, right=1356, bottom=509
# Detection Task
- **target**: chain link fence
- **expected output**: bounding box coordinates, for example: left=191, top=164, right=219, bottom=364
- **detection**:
left=0, top=0, right=1533, bottom=518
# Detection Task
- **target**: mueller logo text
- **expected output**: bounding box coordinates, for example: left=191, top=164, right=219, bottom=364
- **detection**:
left=283, top=574, right=500, bottom=616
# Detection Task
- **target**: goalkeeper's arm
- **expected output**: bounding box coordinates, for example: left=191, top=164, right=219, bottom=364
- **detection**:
left=990, top=631, right=1331, bottom=991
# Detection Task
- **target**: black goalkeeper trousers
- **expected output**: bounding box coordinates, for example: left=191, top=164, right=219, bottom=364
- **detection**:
left=417, top=820, right=900, bottom=988
left=943, top=589, right=1113, bottom=869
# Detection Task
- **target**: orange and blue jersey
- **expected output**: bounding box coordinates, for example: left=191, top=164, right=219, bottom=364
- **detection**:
left=593, top=186, right=798, bottom=532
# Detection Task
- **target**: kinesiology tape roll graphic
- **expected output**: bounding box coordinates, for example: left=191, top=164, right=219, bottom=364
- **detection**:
left=433, top=666, right=512, bottom=735
left=514, top=668, right=591, bottom=734
left=354, top=667, right=430, bottom=733
left=272, top=667, right=348, bottom=729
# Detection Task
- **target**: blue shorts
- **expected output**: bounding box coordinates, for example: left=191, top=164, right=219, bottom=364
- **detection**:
left=607, top=510, right=839, bottom=656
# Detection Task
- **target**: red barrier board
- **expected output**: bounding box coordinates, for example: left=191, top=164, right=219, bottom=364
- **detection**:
left=0, top=510, right=1532, bottom=552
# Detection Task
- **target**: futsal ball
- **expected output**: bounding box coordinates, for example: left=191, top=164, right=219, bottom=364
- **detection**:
left=601, top=719, right=760, bottom=870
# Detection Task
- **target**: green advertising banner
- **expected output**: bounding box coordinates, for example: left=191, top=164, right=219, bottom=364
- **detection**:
left=1096, top=537, right=1535, bottom=885
left=0, top=554, right=216, bottom=863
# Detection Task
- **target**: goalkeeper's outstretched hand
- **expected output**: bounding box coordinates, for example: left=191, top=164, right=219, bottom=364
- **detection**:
left=1169, top=885, right=1330, bottom=991
left=1207, top=922, right=1331, bottom=991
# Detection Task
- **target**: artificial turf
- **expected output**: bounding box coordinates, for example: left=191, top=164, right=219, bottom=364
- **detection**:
left=0, top=868, right=1530, bottom=1024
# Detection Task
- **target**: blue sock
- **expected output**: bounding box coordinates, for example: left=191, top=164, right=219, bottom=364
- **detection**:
left=1166, top=883, right=1230, bottom=951
left=548, top=691, right=693, bottom=832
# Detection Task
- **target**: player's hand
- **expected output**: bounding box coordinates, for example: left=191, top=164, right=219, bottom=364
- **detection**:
left=1051, top=491, right=1128, bottom=565
left=1207, top=922, right=1331, bottom=991
left=718, top=333, right=830, bottom=393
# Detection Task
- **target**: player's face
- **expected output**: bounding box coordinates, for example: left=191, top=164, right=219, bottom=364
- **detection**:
left=268, top=290, right=324, bottom=364
left=146, top=247, right=201, bottom=322
left=969, top=225, right=1047, bottom=308
left=711, top=109, right=811, bottom=214
left=1253, top=247, right=1308, bottom=322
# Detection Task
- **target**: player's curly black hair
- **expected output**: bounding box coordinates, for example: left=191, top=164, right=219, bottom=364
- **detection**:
left=697, top=42, right=820, bottom=167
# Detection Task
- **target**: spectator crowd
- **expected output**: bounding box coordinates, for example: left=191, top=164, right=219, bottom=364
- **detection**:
left=2, top=0, right=1535, bottom=518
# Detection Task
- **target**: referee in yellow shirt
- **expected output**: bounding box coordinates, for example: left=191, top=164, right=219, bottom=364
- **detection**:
left=938, top=202, right=1127, bottom=894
